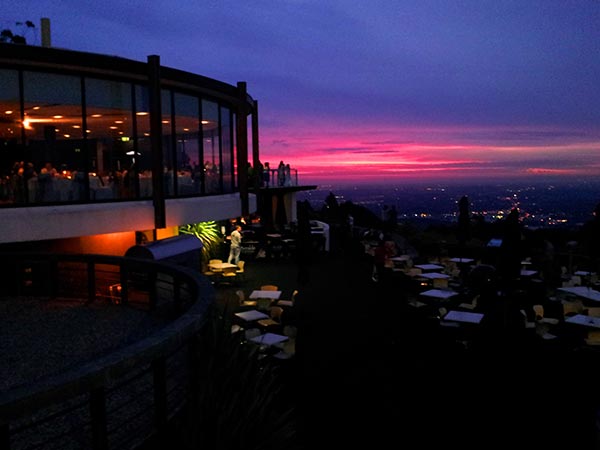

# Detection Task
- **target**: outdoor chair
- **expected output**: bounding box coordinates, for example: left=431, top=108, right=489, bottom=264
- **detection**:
left=258, top=307, right=284, bottom=332
left=562, top=300, right=584, bottom=318
left=585, top=330, right=600, bottom=346
left=520, top=309, right=536, bottom=329
left=269, top=306, right=284, bottom=322
left=236, top=289, right=257, bottom=307
left=257, top=297, right=273, bottom=311
left=202, top=266, right=218, bottom=283
left=278, top=289, right=298, bottom=307
left=260, top=284, right=278, bottom=291
left=209, top=259, right=224, bottom=273
left=244, top=328, right=261, bottom=341
left=533, top=304, right=559, bottom=326
left=458, top=294, right=479, bottom=311
left=235, top=260, right=246, bottom=281
left=220, top=265, right=238, bottom=284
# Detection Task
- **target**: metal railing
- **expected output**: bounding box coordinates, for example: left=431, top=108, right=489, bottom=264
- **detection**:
left=262, top=168, right=298, bottom=188
left=0, top=253, right=215, bottom=450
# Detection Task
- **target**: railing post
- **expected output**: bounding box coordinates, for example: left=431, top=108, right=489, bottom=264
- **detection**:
left=185, top=335, right=201, bottom=447
left=0, top=422, right=10, bottom=450
left=149, top=270, right=157, bottom=310
left=87, top=261, right=96, bottom=303
left=90, top=387, right=108, bottom=450
left=173, top=278, right=181, bottom=314
left=152, top=357, right=168, bottom=448
left=120, top=264, right=129, bottom=305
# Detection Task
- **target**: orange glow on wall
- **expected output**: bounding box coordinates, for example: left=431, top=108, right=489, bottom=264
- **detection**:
left=156, top=227, right=179, bottom=240
left=50, top=232, right=136, bottom=256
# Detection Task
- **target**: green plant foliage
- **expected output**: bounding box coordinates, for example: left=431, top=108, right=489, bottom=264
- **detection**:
left=0, top=20, right=35, bottom=44
left=180, top=221, right=222, bottom=262
left=181, top=308, right=299, bottom=450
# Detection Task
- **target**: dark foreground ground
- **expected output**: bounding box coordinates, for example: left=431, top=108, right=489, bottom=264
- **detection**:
left=214, top=252, right=600, bottom=450
left=6, top=249, right=599, bottom=449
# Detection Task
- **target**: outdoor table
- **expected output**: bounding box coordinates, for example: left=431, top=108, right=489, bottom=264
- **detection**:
left=443, top=310, right=484, bottom=324
left=520, top=269, right=538, bottom=277
left=565, top=314, right=600, bottom=329
left=249, top=290, right=282, bottom=300
left=449, top=257, right=474, bottom=264
left=249, top=332, right=288, bottom=346
left=419, top=272, right=450, bottom=279
left=234, top=310, right=269, bottom=322
left=209, top=262, right=237, bottom=271
left=558, top=286, right=600, bottom=302
left=414, top=263, right=444, bottom=272
left=389, top=255, right=411, bottom=262
left=419, top=289, right=458, bottom=300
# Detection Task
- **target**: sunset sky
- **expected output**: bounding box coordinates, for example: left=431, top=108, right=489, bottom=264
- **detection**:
left=5, top=0, right=600, bottom=185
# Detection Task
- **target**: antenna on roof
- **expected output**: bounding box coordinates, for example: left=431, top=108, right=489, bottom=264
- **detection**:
left=41, top=17, right=50, bottom=47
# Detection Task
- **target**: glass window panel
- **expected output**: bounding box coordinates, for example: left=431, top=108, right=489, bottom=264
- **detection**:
left=202, top=100, right=220, bottom=194
left=85, top=78, right=134, bottom=200
left=220, top=106, right=232, bottom=193
left=232, top=112, right=237, bottom=189
left=135, top=84, right=152, bottom=197
left=162, top=89, right=174, bottom=196
left=0, top=69, right=22, bottom=204
left=23, top=71, right=85, bottom=203
left=174, top=93, right=200, bottom=195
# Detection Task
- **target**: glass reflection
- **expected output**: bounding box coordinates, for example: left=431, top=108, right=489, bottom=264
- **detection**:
left=0, top=69, right=238, bottom=206
left=174, top=93, right=200, bottom=195
left=85, top=78, right=134, bottom=200
left=23, top=71, right=84, bottom=203
left=0, top=69, right=21, bottom=204
left=203, top=100, right=220, bottom=194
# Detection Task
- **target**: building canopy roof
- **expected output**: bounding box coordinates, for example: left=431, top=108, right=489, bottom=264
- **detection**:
left=125, top=234, right=202, bottom=261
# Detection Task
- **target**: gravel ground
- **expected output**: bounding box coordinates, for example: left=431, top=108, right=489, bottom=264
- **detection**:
left=0, top=297, right=168, bottom=391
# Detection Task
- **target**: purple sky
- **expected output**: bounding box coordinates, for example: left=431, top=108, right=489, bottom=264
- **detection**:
left=5, top=0, right=600, bottom=184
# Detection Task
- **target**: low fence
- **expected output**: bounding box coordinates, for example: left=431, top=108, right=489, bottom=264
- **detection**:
left=0, top=253, right=215, bottom=450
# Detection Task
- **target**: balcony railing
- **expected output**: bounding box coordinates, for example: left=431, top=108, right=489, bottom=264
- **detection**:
left=262, top=167, right=299, bottom=188
left=0, top=253, right=214, bottom=450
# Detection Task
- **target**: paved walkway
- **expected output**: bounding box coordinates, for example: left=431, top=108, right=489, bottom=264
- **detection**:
left=0, top=297, right=167, bottom=391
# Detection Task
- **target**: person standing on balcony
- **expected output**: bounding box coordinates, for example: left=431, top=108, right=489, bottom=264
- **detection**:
left=263, top=162, right=271, bottom=187
left=228, top=224, right=243, bottom=265
left=277, top=160, right=285, bottom=187
left=284, top=163, right=292, bottom=186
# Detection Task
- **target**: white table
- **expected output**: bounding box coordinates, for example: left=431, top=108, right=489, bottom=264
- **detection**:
left=414, top=264, right=444, bottom=272
left=443, top=310, right=484, bottom=324
left=520, top=269, right=538, bottom=277
left=389, top=255, right=411, bottom=262
left=209, top=262, right=238, bottom=271
left=249, top=332, right=289, bottom=346
left=249, top=290, right=282, bottom=300
left=419, top=272, right=450, bottom=280
left=558, top=287, right=600, bottom=302
left=234, top=310, right=269, bottom=321
left=419, top=289, right=458, bottom=300
left=565, top=314, right=600, bottom=329
left=449, top=257, right=474, bottom=264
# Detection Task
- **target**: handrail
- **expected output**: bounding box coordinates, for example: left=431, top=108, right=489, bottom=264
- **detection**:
left=0, top=252, right=215, bottom=450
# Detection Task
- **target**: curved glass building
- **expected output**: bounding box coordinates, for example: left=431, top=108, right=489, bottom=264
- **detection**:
left=0, top=43, right=258, bottom=253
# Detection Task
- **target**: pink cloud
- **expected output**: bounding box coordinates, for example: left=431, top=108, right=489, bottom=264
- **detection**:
left=256, top=118, right=600, bottom=184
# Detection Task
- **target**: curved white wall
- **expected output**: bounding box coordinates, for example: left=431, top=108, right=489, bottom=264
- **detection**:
left=0, top=193, right=256, bottom=243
